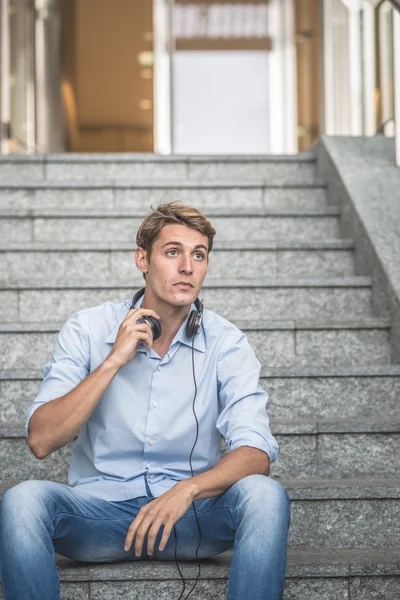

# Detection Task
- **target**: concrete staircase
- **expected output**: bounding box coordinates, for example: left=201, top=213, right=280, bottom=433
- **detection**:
left=0, top=151, right=399, bottom=599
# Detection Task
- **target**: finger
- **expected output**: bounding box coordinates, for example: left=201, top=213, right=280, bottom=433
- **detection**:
left=125, top=322, right=153, bottom=337
left=159, top=523, right=174, bottom=552
left=134, top=515, right=155, bottom=557
left=122, top=325, right=153, bottom=350
left=146, top=517, right=166, bottom=555
left=135, top=330, right=153, bottom=351
left=124, top=308, right=161, bottom=324
left=124, top=510, right=147, bottom=552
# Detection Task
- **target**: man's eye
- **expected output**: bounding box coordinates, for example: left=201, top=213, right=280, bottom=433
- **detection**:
left=166, top=250, right=204, bottom=259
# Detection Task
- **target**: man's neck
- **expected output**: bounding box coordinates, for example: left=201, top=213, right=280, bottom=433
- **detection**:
left=140, top=288, right=192, bottom=344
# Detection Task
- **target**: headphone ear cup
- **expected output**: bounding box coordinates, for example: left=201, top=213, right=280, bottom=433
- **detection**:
left=141, top=316, right=162, bottom=341
left=185, top=310, right=196, bottom=339
left=186, top=309, right=202, bottom=339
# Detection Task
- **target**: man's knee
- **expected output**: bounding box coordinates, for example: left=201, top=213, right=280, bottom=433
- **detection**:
left=1, top=480, right=54, bottom=521
left=234, top=474, right=290, bottom=512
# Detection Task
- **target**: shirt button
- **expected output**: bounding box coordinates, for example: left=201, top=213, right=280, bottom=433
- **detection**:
left=153, top=401, right=159, bottom=407
left=149, top=439, right=155, bottom=445
left=157, top=366, right=162, bottom=371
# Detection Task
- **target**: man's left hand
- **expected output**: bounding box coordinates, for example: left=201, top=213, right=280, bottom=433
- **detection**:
left=124, top=480, right=197, bottom=556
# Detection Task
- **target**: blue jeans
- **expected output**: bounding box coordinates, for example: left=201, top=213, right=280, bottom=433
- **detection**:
left=0, top=473, right=290, bottom=599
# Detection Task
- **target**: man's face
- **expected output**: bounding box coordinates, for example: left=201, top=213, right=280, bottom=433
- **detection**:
left=136, top=223, right=210, bottom=307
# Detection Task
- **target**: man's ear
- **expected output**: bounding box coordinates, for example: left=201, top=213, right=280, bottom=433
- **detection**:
left=135, top=247, right=148, bottom=275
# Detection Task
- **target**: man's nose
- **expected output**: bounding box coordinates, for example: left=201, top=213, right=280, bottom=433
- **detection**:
left=179, top=255, right=193, bottom=271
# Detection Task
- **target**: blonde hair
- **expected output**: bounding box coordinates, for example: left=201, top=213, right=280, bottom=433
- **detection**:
left=136, top=200, right=216, bottom=280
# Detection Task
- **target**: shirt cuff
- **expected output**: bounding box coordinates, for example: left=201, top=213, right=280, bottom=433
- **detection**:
left=228, top=432, right=279, bottom=463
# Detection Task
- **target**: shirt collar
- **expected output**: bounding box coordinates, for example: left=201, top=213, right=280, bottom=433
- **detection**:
left=105, top=296, right=206, bottom=353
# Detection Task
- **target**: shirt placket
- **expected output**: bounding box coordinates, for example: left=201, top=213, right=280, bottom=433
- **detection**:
left=143, top=342, right=181, bottom=480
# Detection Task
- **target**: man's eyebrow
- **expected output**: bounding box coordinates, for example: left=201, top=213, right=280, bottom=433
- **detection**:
left=161, top=241, right=208, bottom=252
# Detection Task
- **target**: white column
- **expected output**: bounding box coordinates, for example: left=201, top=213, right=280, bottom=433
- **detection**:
left=153, top=0, right=172, bottom=155
left=322, top=0, right=335, bottom=134
left=323, top=0, right=351, bottom=135
left=0, top=0, right=10, bottom=153
left=35, top=0, right=65, bottom=152
left=378, top=1, right=395, bottom=136
left=26, top=0, right=36, bottom=153
left=361, top=0, right=380, bottom=135
left=342, top=0, right=363, bottom=134
left=394, top=8, right=400, bottom=166
left=268, top=0, right=297, bottom=154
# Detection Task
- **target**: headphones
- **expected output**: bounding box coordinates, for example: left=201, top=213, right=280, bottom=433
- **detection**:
left=130, top=287, right=204, bottom=599
left=130, top=287, right=203, bottom=343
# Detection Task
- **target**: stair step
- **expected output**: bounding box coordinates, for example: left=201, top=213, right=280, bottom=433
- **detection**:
left=0, top=278, right=374, bottom=323
left=3, top=366, right=399, bottom=425
left=0, top=239, right=355, bottom=250
left=0, top=207, right=339, bottom=217
left=2, top=476, right=400, bottom=501
left=0, top=154, right=322, bottom=184
left=0, top=181, right=328, bottom=212
left=0, top=276, right=371, bottom=288
left=0, top=317, right=390, bottom=331
left=0, top=213, right=341, bottom=243
left=6, top=416, right=400, bottom=436
left=4, top=417, right=400, bottom=480
left=0, top=240, right=356, bottom=280
left=0, top=546, right=398, bottom=600
left=0, top=319, right=391, bottom=370
left=0, top=543, right=399, bottom=599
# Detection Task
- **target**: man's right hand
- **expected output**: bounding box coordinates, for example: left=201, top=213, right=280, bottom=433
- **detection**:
left=106, top=307, right=161, bottom=369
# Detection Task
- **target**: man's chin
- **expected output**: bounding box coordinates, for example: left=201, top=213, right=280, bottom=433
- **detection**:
left=169, top=288, right=198, bottom=305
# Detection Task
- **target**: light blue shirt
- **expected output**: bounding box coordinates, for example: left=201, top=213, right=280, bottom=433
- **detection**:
left=26, top=294, right=279, bottom=502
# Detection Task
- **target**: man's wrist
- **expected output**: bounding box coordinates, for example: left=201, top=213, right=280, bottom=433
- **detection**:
left=101, top=356, right=122, bottom=376
left=179, top=479, right=199, bottom=501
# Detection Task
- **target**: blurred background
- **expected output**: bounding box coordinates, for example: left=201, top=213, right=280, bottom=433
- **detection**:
left=0, top=0, right=398, bottom=156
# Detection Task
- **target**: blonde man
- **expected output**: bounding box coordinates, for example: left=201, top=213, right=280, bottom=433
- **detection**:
left=0, top=201, right=290, bottom=599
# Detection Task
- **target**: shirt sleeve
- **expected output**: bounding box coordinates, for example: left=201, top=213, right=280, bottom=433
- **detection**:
left=215, top=331, right=279, bottom=463
left=25, top=310, right=90, bottom=439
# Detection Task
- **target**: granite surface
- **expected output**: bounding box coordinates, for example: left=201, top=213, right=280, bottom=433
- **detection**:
left=0, top=285, right=373, bottom=323
left=1, top=373, right=399, bottom=425
left=3, top=428, right=400, bottom=481
left=317, top=136, right=400, bottom=359
left=14, top=214, right=339, bottom=243
left=186, top=160, right=320, bottom=184
left=0, top=248, right=356, bottom=280
left=0, top=325, right=390, bottom=369
left=0, top=184, right=328, bottom=215
left=1, top=549, right=400, bottom=600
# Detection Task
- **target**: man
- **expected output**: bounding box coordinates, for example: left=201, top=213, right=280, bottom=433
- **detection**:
left=0, top=201, right=290, bottom=599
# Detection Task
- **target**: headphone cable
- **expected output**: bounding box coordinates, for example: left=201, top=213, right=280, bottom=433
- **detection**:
left=173, top=336, right=202, bottom=599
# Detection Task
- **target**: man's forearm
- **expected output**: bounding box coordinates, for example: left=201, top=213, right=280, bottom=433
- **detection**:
left=183, top=446, right=270, bottom=501
left=28, top=357, right=121, bottom=459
